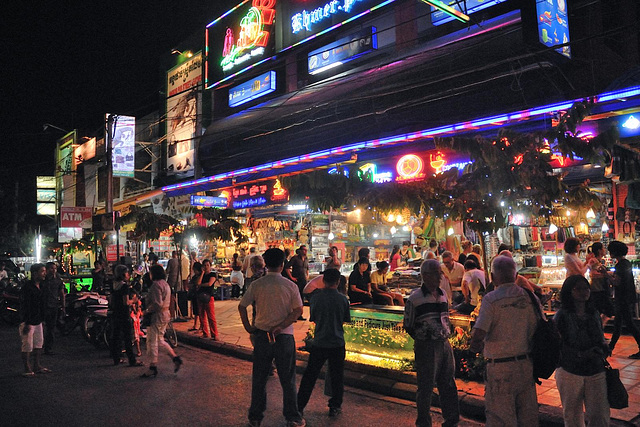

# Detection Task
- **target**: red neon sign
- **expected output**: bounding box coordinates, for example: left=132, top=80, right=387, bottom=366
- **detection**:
left=429, top=152, right=446, bottom=174
left=396, top=154, right=425, bottom=181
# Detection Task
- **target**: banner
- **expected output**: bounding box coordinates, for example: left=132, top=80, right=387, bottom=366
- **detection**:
left=60, top=206, right=93, bottom=228
left=166, top=52, right=202, bottom=177
left=107, top=114, right=136, bottom=177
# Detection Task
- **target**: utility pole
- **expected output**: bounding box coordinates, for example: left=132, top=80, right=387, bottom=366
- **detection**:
left=106, top=114, right=115, bottom=214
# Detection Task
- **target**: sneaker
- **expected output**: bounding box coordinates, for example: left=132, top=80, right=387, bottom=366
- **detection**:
left=328, top=407, right=342, bottom=417
left=286, top=419, right=306, bottom=427
left=629, top=352, right=640, bottom=359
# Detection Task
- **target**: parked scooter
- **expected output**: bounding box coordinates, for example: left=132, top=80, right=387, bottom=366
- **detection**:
left=0, top=281, right=22, bottom=325
left=58, top=292, right=108, bottom=336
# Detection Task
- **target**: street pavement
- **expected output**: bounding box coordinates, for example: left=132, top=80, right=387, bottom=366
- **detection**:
left=174, top=299, right=640, bottom=426
left=0, top=321, right=482, bottom=427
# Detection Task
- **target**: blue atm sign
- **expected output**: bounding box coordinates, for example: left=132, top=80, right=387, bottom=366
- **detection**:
left=228, top=71, right=276, bottom=108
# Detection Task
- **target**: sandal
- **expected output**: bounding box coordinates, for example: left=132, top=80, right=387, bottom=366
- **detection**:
left=22, top=372, right=35, bottom=377
left=36, top=367, right=52, bottom=374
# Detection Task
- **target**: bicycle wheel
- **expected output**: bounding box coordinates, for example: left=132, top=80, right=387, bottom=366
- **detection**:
left=164, top=322, right=178, bottom=348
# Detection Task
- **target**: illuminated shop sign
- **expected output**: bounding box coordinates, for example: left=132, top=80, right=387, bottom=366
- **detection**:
left=536, top=0, right=571, bottom=58
left=231, top=179, right=289, bottom=209
left=308, top=27, right=377, bottom=75
left=282, top=0, right=395, bottom=49
left=190, top=195, right=228, bottom=208
left=205, top=0, right=276, bottom=89
left=430, top=0, right=505, bottom=26
left=619, top=114, right=640, bottom=138
left=229, top=71, right=276, bottom=107
left=396, top=154, right=425, bottom=182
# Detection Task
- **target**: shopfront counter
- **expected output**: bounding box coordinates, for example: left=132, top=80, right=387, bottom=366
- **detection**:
left=305, top=304, right=473, bottom=371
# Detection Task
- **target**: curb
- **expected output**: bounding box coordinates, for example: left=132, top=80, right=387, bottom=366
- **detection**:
left=176, top=331, right=633, bottom=426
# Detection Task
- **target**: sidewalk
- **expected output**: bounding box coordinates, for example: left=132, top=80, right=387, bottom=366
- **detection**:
left=174, top=300, right=640, bottom=426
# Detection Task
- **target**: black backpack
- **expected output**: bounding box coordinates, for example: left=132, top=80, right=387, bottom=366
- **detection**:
left=525, top=290, right=561, bottom=384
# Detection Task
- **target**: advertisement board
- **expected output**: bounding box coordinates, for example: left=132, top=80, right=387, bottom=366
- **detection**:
left=36, top=175, right=56, bottom=216
left=229, top=71, right=276, bottom=107
left=231, top=179, right=288, bottom=209
left=58, top=227, right=83, bottom=243
left=60, top=206, right=93, bottom=228
left=56, top=132, right=76, bottom=208
left=281, top=0, right=395, bottom=50
left=535, top=0, right=571, bottom=58
left=74, top=137, right=96, bottom=166
left=308, top=27, right=377, bottom=74
left=205, top=0, right=277, bottom=89
left=106, top=244, right=125, bottom=262
left=166, top=52, right=202, bottom=177
left=107, top=114, right=136, bottom=177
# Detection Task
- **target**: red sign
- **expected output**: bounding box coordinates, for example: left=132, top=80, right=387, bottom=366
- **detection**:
left=106, top=244, right=125, bottom=262
left=60, top=207, right=93, bottom=228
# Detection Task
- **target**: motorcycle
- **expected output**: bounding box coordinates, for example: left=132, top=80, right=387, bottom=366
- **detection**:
left=58, top=292, right=108, bottom=336
left=0, top=281, right=22, bottom=325
left=83, top=306, right=111, bottom=348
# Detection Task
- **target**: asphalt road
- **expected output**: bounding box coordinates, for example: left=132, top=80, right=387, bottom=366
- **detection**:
left=0, top=323, right=483, bottom=427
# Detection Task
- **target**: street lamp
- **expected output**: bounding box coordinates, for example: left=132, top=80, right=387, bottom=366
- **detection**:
left=43, top=123, right=69, bottom=133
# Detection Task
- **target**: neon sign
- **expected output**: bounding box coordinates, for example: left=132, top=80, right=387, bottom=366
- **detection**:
left=190, top=196, right=228, bottom=208
left=271, top=179, right=288, bottom=201
left=396, top=154, right=425, bottom=181
left=221, top=0, right=276, bottom=72
left=293, top=0, right=363, bottom=33
left=429, top=152, right=446, bottom=174
left=228, top=71, right=276, bottom=107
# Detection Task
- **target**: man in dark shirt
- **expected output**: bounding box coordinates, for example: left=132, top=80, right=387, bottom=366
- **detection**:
left=42, top=262, right=65, bottom=355
left=297, top=268, right=351, bottom=417
left=20, top=263, right=49, bottom=376
left=284, top=245, right=309, bottom=319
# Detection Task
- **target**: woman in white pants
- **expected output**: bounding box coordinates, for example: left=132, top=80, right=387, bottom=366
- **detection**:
left=554, top=275, right=610, bottom=426
left=141, top=264, right=182, bottom=378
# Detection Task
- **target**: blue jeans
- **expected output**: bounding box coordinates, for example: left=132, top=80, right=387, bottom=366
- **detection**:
left=414, top=339, right=459, bottom=427
left=297, top=346, right=346, bottom=411
left=249, top=331, right=302, bottom=423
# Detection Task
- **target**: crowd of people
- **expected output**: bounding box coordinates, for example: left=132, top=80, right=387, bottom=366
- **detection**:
left=15, top=235, right=638, bottom=426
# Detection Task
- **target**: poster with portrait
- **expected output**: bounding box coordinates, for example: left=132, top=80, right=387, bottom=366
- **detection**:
left=166, top=52, right=202, bottom=177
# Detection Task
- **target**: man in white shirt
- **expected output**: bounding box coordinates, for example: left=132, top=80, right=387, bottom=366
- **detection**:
left=238, top=248, right=305, bottom=427
left=441, top=251, right=465, bottom=304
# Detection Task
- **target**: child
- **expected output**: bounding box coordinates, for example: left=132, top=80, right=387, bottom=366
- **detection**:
left=130, top=291, right=143, bottom=356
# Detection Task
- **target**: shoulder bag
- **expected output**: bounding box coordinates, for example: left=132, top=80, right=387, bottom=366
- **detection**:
left=525, top=290, right=562, bottom=383
left=604, top=358, right=629, bottom=409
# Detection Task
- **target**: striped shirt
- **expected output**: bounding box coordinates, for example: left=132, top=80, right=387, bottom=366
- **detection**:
left=403, top=286, right=451, bottom=341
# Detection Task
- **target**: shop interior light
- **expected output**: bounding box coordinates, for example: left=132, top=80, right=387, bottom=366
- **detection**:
left=566, top=209, right=571, bottom=217
left=190, top=235, right=198, bottom=247
left=420, top=0, right=470, bottom=23
left=549, top=223, right=558, bottom=234
left=373, top=233, right=379, bottom=238
left=447, top=227, right=454, bottom=236
left=387, top=213, right=396, bottom=222
left=622, top=115, right=640, bottom=130
left=112, top=234, right=117, bottom=241
left=586, top=208, right=596, bottom=219
left=601, top=222, right=609, bottom=232
left=341, top=229, right=347, bottom=234
left=390, top=226, right=397, bottom=235
left=328, top=232, right=335, bottom=240
left=402, top=225, right=410, bottom=232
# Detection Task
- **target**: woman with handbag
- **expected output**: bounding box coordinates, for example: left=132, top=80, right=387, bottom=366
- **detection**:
left=141, top=264, right=182, bottom=378
left=196, top=259, right=219, bottom=340
left=555, top=275, right=610, bottom=426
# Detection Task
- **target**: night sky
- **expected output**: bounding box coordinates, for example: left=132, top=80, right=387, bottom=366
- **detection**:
left=0, top=1, right=231, bottom=237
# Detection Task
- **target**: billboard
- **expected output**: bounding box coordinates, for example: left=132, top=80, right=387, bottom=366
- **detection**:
left=536, top=0, right=571, bottom=58
left=205, top=0, right=277, bottom=88
left=229, top=70, right=276, bottom=107
left=281, top=0, right=395, bottom=50
left=37, top=175, right=56, bottom=216
left=107, top=114, right=136, bottom=177
left=56, top=131, right=76, bottom=208
left=74, top=137, right=96, bottom=166
left=166, top=52, right=202, bottom=177
left=308, top=27, right=377, bottom=75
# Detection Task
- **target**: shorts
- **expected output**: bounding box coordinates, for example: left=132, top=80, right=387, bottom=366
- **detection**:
left=20, top=322, right=44, bottom=352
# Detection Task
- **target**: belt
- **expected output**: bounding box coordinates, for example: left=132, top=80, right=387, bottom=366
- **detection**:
left=488, top=354, right=529, bottom=363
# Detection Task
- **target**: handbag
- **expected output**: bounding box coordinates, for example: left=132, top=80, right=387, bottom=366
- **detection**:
left=525, top=290, right=562, bottom=383
left=605, top=359, right=629, bottom=409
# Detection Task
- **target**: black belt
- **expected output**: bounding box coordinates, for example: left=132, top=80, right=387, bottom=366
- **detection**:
left=488, top=354, right=529, bottom=363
